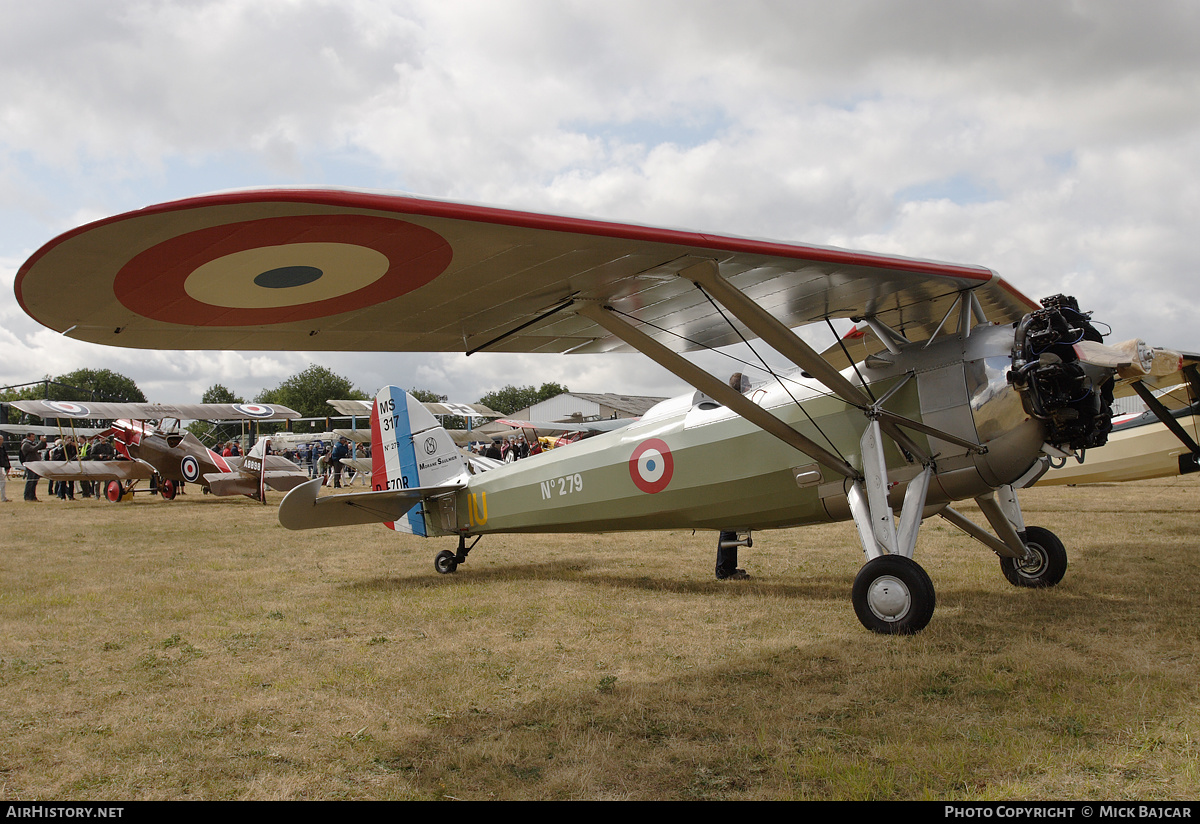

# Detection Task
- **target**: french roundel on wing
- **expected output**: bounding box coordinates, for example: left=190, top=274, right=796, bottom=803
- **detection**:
left=46, top=401, right=90, bottom=416
left=233, top=403, right=275, bottom=419
left=181, top=455, right=201, bottom=483
left=111, top=214, right=452, bottom=327
left=628, top=438, right=674, bottom=494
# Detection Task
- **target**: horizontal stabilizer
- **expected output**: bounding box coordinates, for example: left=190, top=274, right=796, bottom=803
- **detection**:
left=203, top=474, right=257, bottom=498
left=263, top=471, right=311, bottom=493
left=278, top=478, right=463, bottom=530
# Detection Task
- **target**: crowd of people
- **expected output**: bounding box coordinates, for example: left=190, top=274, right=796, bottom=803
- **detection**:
left=472, top=433, right=541, bottom=462
left=1, top=431, right=372, bottom=502
left=9, top=431, right=118, bottom=502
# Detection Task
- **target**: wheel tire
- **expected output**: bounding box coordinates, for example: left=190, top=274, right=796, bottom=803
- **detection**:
left=434, top=550, right=459, bottom=575
left=1000, top=526, right=1067, bottom=588
left=105, top=481, right=124, bottom=503
left=160, top=480, right=177, bottom=500
left=852, top=555, right=936, bottom=635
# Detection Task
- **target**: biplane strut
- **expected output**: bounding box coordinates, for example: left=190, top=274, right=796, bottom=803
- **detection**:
left=577, top=263, right=1059, bottom=634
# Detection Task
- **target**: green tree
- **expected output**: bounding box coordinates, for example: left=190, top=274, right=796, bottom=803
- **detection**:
left=477, top=382, right=569, bottom=415
left=256, top=364, right=368, bottom=434
left=201, top=384, right=244, bottom=405
left=1, top=368, right=145, bottom=427
left=51, top=368, right=147, bottom=403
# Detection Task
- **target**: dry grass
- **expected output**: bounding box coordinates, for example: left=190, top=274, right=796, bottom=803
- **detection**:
left=1, top=477, right=1198, bottom=800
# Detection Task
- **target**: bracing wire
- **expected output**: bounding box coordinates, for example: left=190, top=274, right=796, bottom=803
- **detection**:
left=606, top=292, right=851, bottom=465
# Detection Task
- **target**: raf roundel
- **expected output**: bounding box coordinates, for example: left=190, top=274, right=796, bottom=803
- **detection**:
left=629, top=438, right=674, bottom=494
left=181, top=455, right=201, bottom=483
left=45, top=401, right=90, bottom=417
left=233, top=403, right=276, bottom=419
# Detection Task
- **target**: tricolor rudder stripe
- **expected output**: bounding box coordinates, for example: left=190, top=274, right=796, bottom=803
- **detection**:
left=369, top=386, right=468, bottom=537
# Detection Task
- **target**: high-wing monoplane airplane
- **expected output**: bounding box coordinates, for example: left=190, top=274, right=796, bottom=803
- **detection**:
left=13, top=188, right=1187, bottom=632
left=14, top=399, right=307, bottom=502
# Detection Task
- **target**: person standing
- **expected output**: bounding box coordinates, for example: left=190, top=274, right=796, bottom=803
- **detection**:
left=0, top=433, right=11, bottom=502
left=21, top=433, right=42, bottom=502
left=330, top=436, right=349, bottom=488
left=311, top=440, right=325, bottom=479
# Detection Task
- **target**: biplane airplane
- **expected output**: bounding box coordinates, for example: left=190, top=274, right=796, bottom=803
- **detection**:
left=13, top=399, right=308, bottom=502
left=13, top=188, right=1188, bottom=633
left=1036, top=360, right=1200, bottom=485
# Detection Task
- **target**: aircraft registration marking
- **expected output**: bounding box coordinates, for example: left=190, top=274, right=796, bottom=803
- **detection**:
left=468, top=491, right=488, bottom=527
left=539, top=473, right=584, bottom=500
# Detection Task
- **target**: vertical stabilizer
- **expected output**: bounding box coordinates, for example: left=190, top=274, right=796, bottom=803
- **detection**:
left=370, top=386, right=468, bottom=535
left=245, top=436, right=269, bottom=502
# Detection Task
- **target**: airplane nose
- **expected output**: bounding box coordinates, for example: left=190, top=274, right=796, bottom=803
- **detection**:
left=1007, top=294, right=1117, bottom=454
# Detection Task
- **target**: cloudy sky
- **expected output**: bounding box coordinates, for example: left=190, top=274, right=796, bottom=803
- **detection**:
left=2, top=0, right=1198, bottom=405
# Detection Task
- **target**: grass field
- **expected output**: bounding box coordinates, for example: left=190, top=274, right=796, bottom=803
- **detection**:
left=1, top=475, right=1197, bottom=800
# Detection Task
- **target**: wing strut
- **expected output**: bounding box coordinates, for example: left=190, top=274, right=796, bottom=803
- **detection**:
left=1129, top=379, right=1200, bottom=457
left=683, top=261, right=875, bottom=409
left=575, top=301, right=859, bottom=479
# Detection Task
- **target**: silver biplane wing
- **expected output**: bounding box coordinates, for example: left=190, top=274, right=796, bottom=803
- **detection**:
left=20, top=459, right=156, bottom=483
left=328, top=399, right=500, bottom=420
left=11, top=399, right=300, bottom=422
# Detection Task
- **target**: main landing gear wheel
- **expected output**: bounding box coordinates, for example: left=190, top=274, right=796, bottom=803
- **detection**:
left=434, top=550, right=459, bottom=574
left=852, top=555, right=937, bottom=635
left=160, top=480, right=177, bottom=500
left=1000, top=526, right=1067, bottom=588
left=105, top=481, right=125, bottom=503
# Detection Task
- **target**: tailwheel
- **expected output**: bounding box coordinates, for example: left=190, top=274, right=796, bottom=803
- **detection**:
left=852, top=555, right=937, bottom=635
left=1001, top=526, right=1067, bottom=588
left=434, top=549, right=459, bottom=575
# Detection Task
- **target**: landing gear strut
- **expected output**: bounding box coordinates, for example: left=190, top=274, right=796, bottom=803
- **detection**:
left=434, top=534, right=481, bottom=575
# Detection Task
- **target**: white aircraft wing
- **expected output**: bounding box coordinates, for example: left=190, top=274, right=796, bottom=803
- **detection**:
left=11, top=399, right=300, bottom=421
left=327, top=398, right=500, bottom=419
left=0, top=423, right=107, bottom=438
left=21, top=459, right=156, bottom=482
left=14, top=188, right=1038, bottom=356
left=494, top=417, right=633, bottom=435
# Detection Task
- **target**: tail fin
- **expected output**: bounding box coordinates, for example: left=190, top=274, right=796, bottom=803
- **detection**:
left=246, top=436, right=269, bottom=502
left=370, top=386, right=469, bottom=535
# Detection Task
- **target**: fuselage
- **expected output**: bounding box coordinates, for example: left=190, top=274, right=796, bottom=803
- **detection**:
left=440, top=323, right=1046, bottom=537
left=113, top=419, right=233, bottom=484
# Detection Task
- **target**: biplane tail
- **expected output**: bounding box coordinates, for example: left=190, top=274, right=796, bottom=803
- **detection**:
left=245, top=435, right=269, bottom=502
left=370, top=386, right=468, bottom=535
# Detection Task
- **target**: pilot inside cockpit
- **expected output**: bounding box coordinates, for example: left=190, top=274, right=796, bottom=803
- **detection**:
left=728, top=372, right=752, bottom=394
